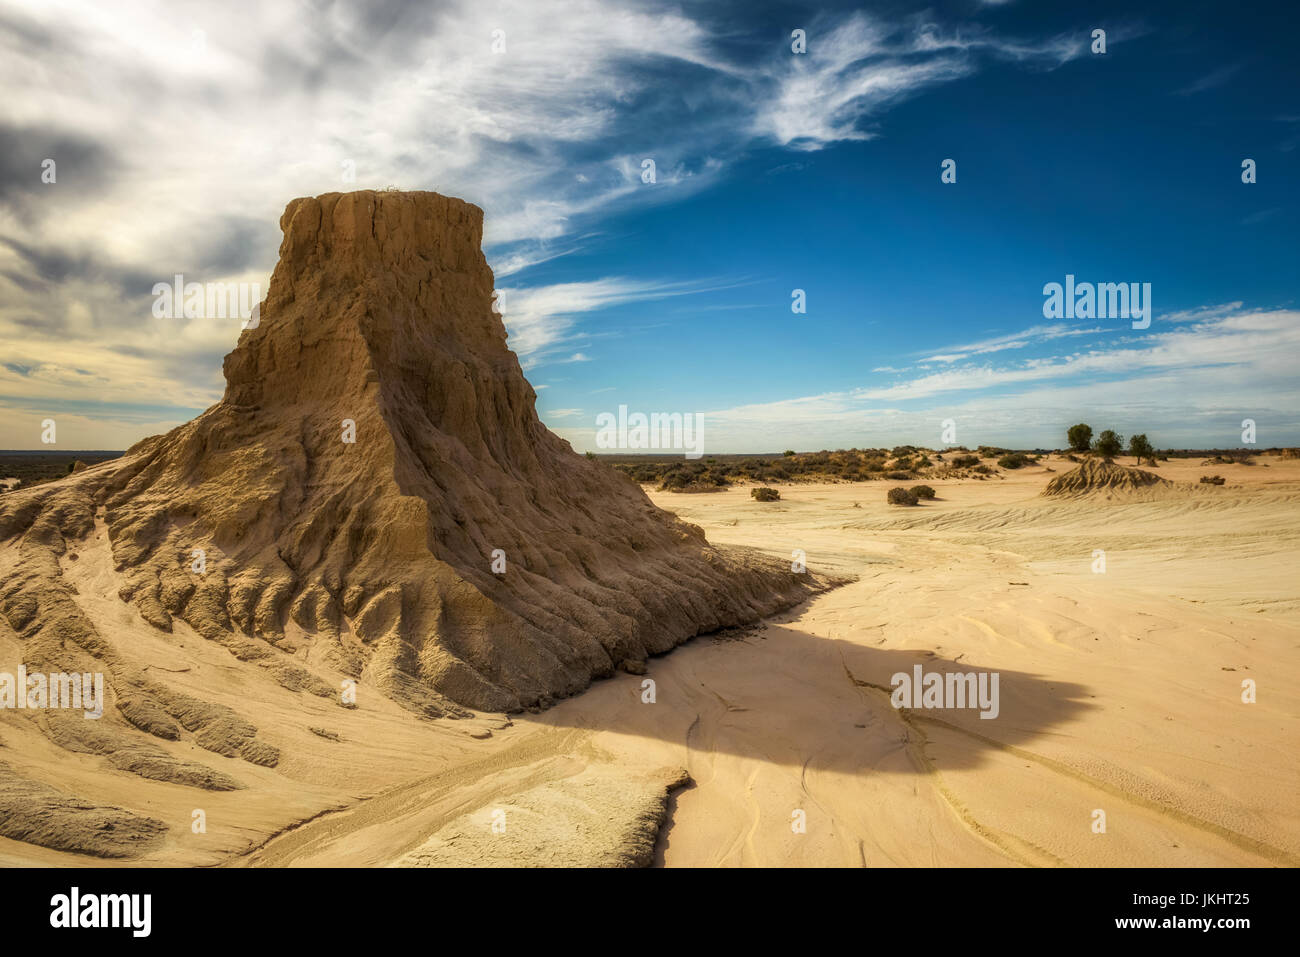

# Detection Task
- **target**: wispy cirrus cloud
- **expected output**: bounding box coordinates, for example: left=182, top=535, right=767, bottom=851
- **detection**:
left=497, top=276, right=748, bottom=367
left=918, top=323, right=1110, bottom=363
left=751, top=12, right=1091, bottom=150
left=1175, top=62, right=1244, bottom=96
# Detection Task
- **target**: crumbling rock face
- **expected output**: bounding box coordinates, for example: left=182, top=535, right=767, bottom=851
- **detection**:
left=2, top=190, right=831, bottom=715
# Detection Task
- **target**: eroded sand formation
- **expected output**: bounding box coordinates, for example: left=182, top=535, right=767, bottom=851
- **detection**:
left=1042, top=458, right=1170, bottom=497
left=0, top=190, right=829, bottom=858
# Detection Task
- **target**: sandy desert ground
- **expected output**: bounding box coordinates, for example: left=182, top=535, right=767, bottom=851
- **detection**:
left=3, top=452, right=1294, bottom=868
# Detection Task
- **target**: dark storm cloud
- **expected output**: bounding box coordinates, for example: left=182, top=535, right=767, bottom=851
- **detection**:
left=0, top=6, right=55, bottom=52
left=192, top=215, right=278, bottom=276
left=257, top=0, right=444, bottom=96
left=0, top=235, right=157, bottom=300
left=1, top=210, right=271, bottom=304
left=0, top=123, right=120, bottom=219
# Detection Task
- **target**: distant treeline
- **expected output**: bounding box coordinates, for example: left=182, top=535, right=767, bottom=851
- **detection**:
left=0, top=451, right=124, bottom=491
left=607, top=446, right=1018, bottom=491
left=601, top=445, right=1294, bottom=492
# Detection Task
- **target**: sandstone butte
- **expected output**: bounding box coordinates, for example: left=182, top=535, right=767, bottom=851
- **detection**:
left=0, top=190, right=834, bottom=757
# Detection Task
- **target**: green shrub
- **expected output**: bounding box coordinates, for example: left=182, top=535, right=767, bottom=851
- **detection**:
left=950, top=454, right=979, bottom=468
left=1092, top=430, right=1124, bottom=460
left=1128, top=433, right=1155, bottom=466
left=1067, top=423, right=1093, bottom=452
left=998, top=453, right=1030, bottom=469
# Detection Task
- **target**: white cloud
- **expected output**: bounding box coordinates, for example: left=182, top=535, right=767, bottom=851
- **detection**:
left=553, top=307, right=1300, bottom=451
left=0, top=0, right=1156, bottom=447
left=497, top=276, right=744, bottom=366
left=918, top=324, right=1109, bottom=363
left=751, top=12, right=1096, bottom=151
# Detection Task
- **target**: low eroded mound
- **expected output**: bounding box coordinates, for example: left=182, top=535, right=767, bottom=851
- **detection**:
left=1041, top=458, right=1170, bottom=497
left=0, top=761, right=167, bottom=858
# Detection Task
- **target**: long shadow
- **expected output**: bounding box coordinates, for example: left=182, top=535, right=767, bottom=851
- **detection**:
left=530, top=612, right=1097, bottom=777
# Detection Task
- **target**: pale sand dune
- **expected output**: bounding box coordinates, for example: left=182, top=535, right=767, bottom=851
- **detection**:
left=227, top=456, right=1298, bottom=867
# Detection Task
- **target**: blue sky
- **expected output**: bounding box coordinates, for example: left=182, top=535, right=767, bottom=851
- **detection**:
left=1, top=0, right=1297, bottom=450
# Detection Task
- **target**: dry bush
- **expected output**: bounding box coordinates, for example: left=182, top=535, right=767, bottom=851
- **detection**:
left=887, top=487, right=919, bottom=506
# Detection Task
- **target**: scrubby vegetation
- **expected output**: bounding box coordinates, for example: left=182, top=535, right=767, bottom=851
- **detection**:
left=751, top=487, right=780, bottom=502
left=657, top=465, right=730, bottom=492
left=1067, top=423, right=1093, bottom=452
left=0, top=451, right=122, bottom=493
left=1063, top=424, right=1168, bottom=468
left=1091, top=430, right=1124, bottom=460
left=600, top=440, right=1290, bottom=492
left=910, top=485, right=936, bottom=500
left=607, top=447, right=996, bottom=490
left=1202, top=453, right=1254, bottom=466
left=1128, top=433, right=1156, bottom=466
left=1200, top=474, right=1226, bottom=485
left=887, top=486, right=919, bottom=506
left=997, top=453, right=1034, bottom=470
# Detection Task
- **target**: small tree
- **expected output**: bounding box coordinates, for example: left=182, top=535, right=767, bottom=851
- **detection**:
left=1128, top=433, right=1155, bottom=466
left=1067, top=423, right=1093, bottom=452
left=1092, top=430, right=1123, bottom=460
